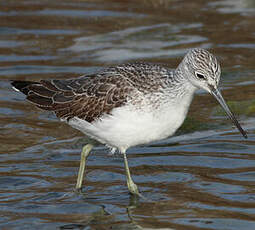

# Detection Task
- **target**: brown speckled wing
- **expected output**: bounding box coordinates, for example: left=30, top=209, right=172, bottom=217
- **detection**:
left=53, top=74, right=133, bottom=122
left=12, top=63, right=171, bottom=123
left=12, top=73, right=133, bottom=123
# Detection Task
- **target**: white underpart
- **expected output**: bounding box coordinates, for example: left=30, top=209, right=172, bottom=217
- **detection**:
left=67, top=88, right=195, bottom=154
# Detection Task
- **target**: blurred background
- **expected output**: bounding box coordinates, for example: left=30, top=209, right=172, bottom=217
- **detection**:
left=0, top=0, right=255, bottom=229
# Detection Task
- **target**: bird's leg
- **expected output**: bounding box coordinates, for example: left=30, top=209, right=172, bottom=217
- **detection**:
left=123, top=151, right=140, bottom=196
left=75, top=144, right=93, bottom=191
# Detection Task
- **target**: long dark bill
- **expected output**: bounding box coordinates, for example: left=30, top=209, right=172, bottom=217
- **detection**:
left=210, top=87, right=247, bottom=139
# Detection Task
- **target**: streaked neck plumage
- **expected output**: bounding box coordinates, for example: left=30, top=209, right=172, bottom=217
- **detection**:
left=164, top=60, right=197, bottom=103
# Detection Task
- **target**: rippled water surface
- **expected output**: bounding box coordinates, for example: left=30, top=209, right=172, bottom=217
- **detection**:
left=1, top=0, right=255, bottom=229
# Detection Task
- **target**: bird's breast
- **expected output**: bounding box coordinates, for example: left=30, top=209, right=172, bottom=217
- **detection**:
left=90, top=97, right=191, bottom=149
left=68, top=92, right=194, bottom=152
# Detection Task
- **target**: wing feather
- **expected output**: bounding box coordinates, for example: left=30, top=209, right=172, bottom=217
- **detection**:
left=12, top=63, right=170, bottom=123
left=12, top=73, right=133, bottom=122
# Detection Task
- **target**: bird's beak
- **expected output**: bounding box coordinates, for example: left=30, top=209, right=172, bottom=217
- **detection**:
left=209, top=86, right=247, bottom=139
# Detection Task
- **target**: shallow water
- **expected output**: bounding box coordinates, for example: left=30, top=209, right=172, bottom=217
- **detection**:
left=0, top=0, right=255, bottom=229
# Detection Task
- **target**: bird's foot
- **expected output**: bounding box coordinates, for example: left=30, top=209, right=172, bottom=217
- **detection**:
left=128, top=181, right=140, bottom=196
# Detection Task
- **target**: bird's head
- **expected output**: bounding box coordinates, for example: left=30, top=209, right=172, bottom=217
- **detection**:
left=183, top=48, right=220, bottom=92
left=180, top=48, right=247, bottom=139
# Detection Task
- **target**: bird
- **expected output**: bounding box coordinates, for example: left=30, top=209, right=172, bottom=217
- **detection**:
left=11, top=48, right=247, bottom=196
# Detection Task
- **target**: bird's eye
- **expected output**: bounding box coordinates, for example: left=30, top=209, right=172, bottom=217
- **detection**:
left=196, top=73, right=206, bottom=80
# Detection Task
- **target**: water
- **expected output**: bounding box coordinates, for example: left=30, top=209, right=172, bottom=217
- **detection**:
left=0, top=0, right=255, bottom=229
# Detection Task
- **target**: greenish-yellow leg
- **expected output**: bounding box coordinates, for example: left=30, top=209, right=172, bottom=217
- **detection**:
left=123, top=152, right=140, bottom=196
left=75, top=144, right=93, bottom=190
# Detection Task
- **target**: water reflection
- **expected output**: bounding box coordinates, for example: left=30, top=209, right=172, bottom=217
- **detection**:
left=67, top=23, right=207, bottom=63
left=210, top=0, right=255, bottom=15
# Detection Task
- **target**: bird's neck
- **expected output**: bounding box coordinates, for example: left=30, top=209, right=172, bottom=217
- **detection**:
left=164, top=68, right=197, bottom=101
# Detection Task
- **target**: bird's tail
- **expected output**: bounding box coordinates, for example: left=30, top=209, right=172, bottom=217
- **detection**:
left=11, top=81, right=39, bottom=95
left=11, top=80, right=59, bottom=111
left=11, top=79, right=82, bottom=121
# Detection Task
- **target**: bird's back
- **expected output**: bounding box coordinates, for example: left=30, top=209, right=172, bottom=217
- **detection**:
left=12, top=63, right=174, bottom=123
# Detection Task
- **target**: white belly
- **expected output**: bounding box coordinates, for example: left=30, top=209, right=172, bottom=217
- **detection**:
left=67, top=95, right=193, bottom=153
